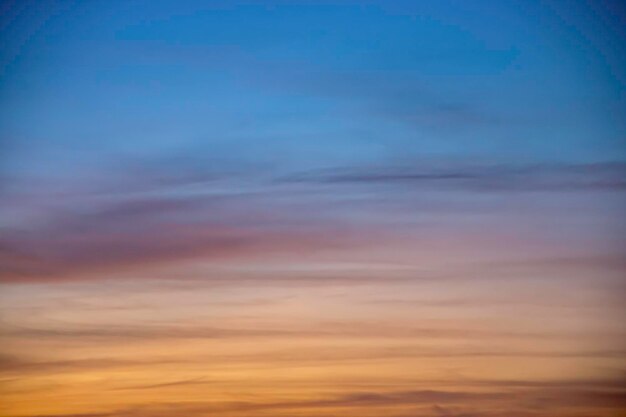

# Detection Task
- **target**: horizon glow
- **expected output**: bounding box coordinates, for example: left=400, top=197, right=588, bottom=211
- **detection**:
left=1, top=1, right=625, bottom=416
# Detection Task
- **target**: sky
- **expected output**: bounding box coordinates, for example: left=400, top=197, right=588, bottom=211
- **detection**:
left=0, top=1, right=625, bottom=416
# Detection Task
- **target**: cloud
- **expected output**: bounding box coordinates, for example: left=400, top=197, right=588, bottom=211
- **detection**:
left=114, top=377, right=210, bottom=391
left=252, top=65, right=510, bottom=135
left=2, top=155, right=624, bottom=284
left=284, top=161, right=626, bottom=192
left=11, top=385, right=625, bottom=417
left=0, top=188, right=347, bottom=283
left=3, top=347, right=624, bottom=380
left=7, top=411, right=121, bottom=417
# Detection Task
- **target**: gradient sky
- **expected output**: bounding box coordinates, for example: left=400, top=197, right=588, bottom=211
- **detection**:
left=1, top=1, right=625, bottom=416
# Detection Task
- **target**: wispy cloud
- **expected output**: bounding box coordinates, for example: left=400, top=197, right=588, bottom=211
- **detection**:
left=2, top=157, right=624, bottom=283
left=0, top=189, right=347, bottom=282
left=284, top=161, right=626, bottom=192
left=11, top=385, right=625, bottom=417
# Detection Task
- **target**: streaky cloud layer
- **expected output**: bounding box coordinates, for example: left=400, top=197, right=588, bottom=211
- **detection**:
left=1, top=1, right=625, bottom=416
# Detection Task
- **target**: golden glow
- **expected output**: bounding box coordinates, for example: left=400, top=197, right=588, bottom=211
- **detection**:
left=1, top=246, right=624, bottom=417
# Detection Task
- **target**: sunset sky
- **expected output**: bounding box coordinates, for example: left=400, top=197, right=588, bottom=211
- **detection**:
left=1, top=1, right=625, bottom=416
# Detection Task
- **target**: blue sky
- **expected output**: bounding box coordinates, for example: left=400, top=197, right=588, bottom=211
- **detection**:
left=2, top=0, right=625, bottom=183
left=1, top=2, right=626, bottom=417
